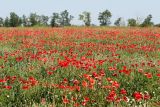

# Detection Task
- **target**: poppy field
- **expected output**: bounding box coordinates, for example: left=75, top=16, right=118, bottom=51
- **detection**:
left=0, top=27, right=160, bottom=107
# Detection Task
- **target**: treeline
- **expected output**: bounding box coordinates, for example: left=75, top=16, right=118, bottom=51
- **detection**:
left=0, top=9, right=160, bottom=27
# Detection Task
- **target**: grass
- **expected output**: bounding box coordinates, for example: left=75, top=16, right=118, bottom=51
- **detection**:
left=0, top=27, right=160, bottom=107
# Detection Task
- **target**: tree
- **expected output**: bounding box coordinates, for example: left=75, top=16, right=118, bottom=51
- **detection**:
left=128, top=18, right=137, bottom=27
left=0, top=17, right=4, bottom=27
left=50, top=13, right=60, bottom=27
left=18, top=17, right=22, bottom=26
left=22, top=15, right=31, bottom=27
left=114, top=17, right=126, bottom=27
left=22, top=15, right=27, bottom=27
left=140, top=14, right=154, bottom=27
left=29, top=13, right=39, bottom=26
left=114, top=17, right=122, bottom=26
left=136, top=17, right=143, bottom=26
left=4, top=17, right=10, bottom=27
left=39, top=15, right=49, bottom=26
left=9, top=12, right=21, bottom=27
left=79, top=11, right=91, bottom=26
left=59, top=10, right=73, bottom=26
left=98, top=9, right=112, bottom=26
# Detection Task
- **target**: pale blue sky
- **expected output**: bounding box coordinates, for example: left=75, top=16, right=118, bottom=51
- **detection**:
left=0, top=0, right=159, bottom=25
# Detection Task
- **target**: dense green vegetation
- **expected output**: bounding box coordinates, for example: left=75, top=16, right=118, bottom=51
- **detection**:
left=0, top=10, right=159, bottom=27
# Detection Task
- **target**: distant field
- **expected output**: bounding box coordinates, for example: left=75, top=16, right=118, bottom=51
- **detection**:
left=0, top=27, right=160, bottom=107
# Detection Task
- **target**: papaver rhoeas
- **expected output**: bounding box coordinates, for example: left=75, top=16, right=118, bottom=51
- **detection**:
left=133, top=92, right=143, bottom=101
left=62, top=96, right=69, bottom=104
left=157, top=73, right=160, bottom=78
left=3, top=86, right=12, bottom=90
left=106, top=90, right=117, bottom=102
left=82, top=81, right=88, bottom=88
left=0, top=79, right=6, bottom=83
left=22, top=85, right=30, bottom=90
left=120, top=88, right=127, bottom=95
left=16, top=56, right=23, bottom=62
left=144, top=73, right=152, bottom=79
left=59, top=60, right=69, bottom=68
left=144, top=93, right=151, bottom=100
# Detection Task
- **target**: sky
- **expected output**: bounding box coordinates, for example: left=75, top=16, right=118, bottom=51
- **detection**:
left=0, top=0, right=160, bottom=25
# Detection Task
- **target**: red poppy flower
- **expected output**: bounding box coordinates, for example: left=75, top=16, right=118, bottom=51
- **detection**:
left=22, top=85, right=30, bottom=90
left=120, top=88, right=127, bottom=95
left=62, top=97, right=69, bottom=104
left=82, top=81, right=88, bottom=88
left=3, top=86, right=12, bottom=90
left=16, top=57, right=23, bottom=62
left=157, top=73, right=160, bottom=78
left=133, top=92, right=143, bottom=101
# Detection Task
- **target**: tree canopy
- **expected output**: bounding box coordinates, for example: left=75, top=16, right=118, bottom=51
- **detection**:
left=0, top=11, right=159, bottom=27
